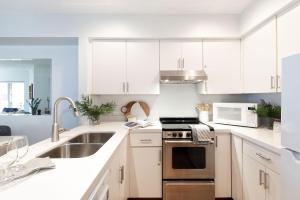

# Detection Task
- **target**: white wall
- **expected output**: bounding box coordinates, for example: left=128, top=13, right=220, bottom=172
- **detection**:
left=240, top=0, right=299, bottom=34
left=0, top=14, right=240, bottom=38
left=0, top=45, right=78, bottom=144
left=93, top=84, right=281, bottom=122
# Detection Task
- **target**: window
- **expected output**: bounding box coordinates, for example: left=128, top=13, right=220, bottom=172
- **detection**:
left=0, top=82, right=25, bottom=112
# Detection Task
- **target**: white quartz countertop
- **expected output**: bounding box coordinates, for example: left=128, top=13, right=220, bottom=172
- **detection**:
left=0, top=121, right=281, bottom=199
left=0, top=122, right=129, bottom=200
left=207, top=123, right=282, bottom=154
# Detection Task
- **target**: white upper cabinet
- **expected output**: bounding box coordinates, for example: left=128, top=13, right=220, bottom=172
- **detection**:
left=92, top=40, right=160, bottom=95
left=126, top=40, right=160, bottom=94
left=181, top=41, right=203, bottom=70
left=160, top=40, right=203, bottom=70
left=202, top=40, right=241, bottom=94
left=160, top=41, right=182, bottom=70
left=277, top=5, right=300, bottom=92
left=92, top=40, right=126, bottom=94
left=242, top=18, right=277, bottom=93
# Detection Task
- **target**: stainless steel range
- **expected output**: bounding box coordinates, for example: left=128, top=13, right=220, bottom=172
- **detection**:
left=160, top=117, right=215, bottom=200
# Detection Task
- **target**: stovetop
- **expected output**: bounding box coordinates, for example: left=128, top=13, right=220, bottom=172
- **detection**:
left=160, top=117, right=198, bottom=139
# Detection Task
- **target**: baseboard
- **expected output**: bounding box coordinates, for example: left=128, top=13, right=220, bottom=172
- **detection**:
left=128, top=198, right=232, bottom=200
left=128, top=198, right=161, bottom=200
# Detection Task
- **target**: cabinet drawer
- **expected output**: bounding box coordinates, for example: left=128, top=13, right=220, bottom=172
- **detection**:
left=243, top=141, right=280, bottom=173
left=130, top=133, right=162, bottom=147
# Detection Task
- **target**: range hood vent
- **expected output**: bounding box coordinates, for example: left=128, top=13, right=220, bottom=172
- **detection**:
left=160, top=70, right=208, bottom=84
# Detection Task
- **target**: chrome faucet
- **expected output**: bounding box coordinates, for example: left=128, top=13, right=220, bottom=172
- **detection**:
left=52, top=97, right=79, bottom=142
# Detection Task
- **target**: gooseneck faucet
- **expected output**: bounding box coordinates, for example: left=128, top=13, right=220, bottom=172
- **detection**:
left=52, top=97, right=79, bottom=142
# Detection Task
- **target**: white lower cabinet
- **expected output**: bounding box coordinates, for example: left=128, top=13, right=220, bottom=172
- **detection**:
left=242, top=141, right=280, bottom=200
left=110, top=137, right=128, bottom=200
left=243, top=155, right=266, bottom=200
left=231, top=135, right=243, bottom=200
left=129, top=132, right=162, bottom=198
left=215, top=132, right=232, bottom=198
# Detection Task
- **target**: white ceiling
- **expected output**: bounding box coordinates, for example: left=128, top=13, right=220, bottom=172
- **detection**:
left=0, top=0, right=255, bottom=14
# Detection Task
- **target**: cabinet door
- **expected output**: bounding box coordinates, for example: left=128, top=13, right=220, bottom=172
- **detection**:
left=160, top=41, right=182, bottom=70
left=215, top=132, right=232, bottom=198
left=265, top=169, right=280, bottom=200
left=109, top=148, right=121, bottom=200
left=119, top=137, right=129, bottom=200
left=129, top=147, right=162, bottom=198
left=92, top=40, right=126, bottom=94
left=181, top=41, right=203, bottom=70
left=126, top=40, right=160, bottom=94
left=203, top=40, right=241, bottom=94
left=232, top=135, right=243, bottom=200
left=243, top=155, right=266, bottom=200
left=277, top=5, right=300, bottom=92
left=242, top=18, right=277, bottom=93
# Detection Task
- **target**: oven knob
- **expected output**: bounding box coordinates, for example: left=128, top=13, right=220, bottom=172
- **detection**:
left=186, top=133, right=191, bottom=137
left=172, top=132, right=177, bottom=137
left=178, top=133, right=183, bottom=137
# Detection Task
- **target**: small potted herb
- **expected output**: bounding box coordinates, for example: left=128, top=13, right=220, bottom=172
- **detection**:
left=27, top=98, right=42, bottom=115
left=255, top=100, right=281, bottom=129
left=76, top=95, right=115, bottom=125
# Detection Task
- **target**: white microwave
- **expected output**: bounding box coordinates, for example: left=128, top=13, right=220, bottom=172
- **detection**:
left=213, top=103, right=258, bottom=128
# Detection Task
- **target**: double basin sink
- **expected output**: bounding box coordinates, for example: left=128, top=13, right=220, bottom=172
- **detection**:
left=39, top=132, right=114, bottom=159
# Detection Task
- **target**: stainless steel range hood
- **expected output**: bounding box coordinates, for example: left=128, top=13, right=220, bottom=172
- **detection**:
left=160, top=70, right=208, bottom=84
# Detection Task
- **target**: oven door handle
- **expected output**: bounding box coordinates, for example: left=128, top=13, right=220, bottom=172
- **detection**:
left=163, top=140, right=213, bottom=145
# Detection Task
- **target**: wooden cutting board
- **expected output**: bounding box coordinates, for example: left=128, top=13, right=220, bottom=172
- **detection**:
left=121, top=101, right=150, bottom=119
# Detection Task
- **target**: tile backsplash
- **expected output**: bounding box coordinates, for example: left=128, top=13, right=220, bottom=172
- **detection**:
left=92, top=84, right=281, bottom=122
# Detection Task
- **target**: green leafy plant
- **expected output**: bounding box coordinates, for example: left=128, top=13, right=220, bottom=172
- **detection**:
left=76, top=95, right=115, bottom=124
left=255, top=99, right=281, bottom=120
left=27, top=98, right=42, bottom=115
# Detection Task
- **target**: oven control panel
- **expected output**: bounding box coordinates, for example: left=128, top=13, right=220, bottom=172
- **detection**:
left=163, top=131, right=192, bottom=139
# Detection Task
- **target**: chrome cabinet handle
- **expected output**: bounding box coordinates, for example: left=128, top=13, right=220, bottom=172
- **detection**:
left=264, top=172, right=269, bottom=189
left=182, top=58, right=185, bottom=69
left=126, top=82, right=129, bottom=93
left=158, top=149, right=162, bottom=166
left=122, top=82, right=125, bottom=93
left=140, top=139, right=152, bottom=143
left=259, top=169, right=265, bottom=186
left=119, top=165, right=124, bottom=184
left=177, top=58, right=181, bottom=69
left=215, top=136, right=218, bottom=147
left=256, top=153, right=272, bottom=161
left=276, top=75, right=281, bottom=89
left=271, top=76, right=275, bottom=89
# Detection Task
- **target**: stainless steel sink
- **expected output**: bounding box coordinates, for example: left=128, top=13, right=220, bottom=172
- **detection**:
left=38, top=132, right=115, bottom=158
left=68, top=132, right=114, bottom=144
left=39, top=143, right=103, bottom=158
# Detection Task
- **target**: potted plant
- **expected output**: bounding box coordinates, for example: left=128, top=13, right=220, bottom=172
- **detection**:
left=76, top=95, right=115, bottom=125
left=27, top=98, right=42, bottom=115
left=255, top=100, right=281, bottom=129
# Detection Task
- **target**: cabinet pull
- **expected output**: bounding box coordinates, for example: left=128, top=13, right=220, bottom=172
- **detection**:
left=271, top=76, right=275, bottom=89
left=177, top=58, right=181, bottom=69
left=182, top=58, right=185, bottom=69
left=122, top=82, right=125, bottom=93
left=259, top=169, right=265, bottom=186
left=119, top=165, right=124, bottom=184
left=140, top=139, right=152, bottom=143
left=126, top=82, right=129, bottom=93
left=215, top=136, right=218, bottom=147
left=276, top=75, right=281, bottom=89
left=158, top=149, right=162, bottom=165
left=264, top=172, right=269, bottom=189
left=256, top=153, right=272, bottom=161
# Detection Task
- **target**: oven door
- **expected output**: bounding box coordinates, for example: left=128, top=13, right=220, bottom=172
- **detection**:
left=163, top=140, right=215, bottom=179
left=163, top=180, right=215, bottom=200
